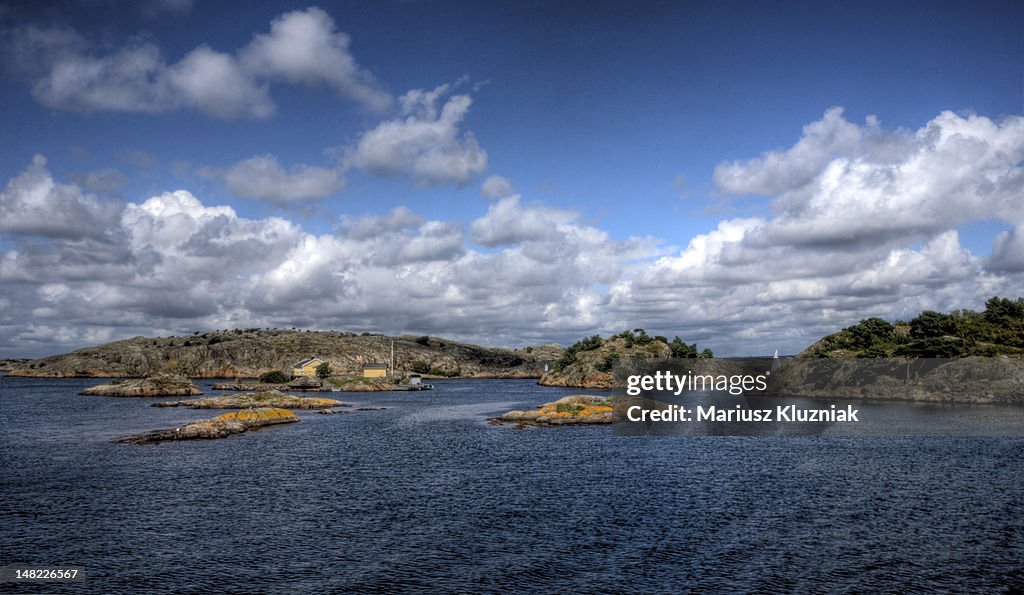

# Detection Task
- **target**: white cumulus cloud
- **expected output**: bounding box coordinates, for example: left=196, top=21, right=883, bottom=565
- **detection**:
left=240, top=7, right=392, bottom=113
left=221, top=155, right=346, bottom=203
left=481, top=175, right=516, bottom=198
left=989, top=224, right=1024, bottom=272
left=347, top=84, right=487, bottom=185
left=0, top=155, right=122, bottom=239
left=4, top=7, right=391, bottom=118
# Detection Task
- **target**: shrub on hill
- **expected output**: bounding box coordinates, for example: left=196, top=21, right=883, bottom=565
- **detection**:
left=259, top=370, right=290, bottom=384
left=804, top=296, right=1024, bottom=358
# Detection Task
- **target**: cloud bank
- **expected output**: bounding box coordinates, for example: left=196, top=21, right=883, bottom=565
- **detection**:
left=2, top=109, right=1021, bottom=357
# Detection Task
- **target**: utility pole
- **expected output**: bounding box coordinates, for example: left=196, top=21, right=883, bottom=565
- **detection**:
left=390, top=339, right=395, bottom=379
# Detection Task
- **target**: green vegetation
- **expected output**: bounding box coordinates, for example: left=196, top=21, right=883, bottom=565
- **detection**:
left=315, top=362, right=331, bottom=378
left=596, top=353, right=620, bottom=373
left=554, top=334, right=604, bottom=371
left=555, top=402, right=585, bottom=415
left=429, top=367, right=460, bottom=378
left=554, top=329, right=712, bottom=372
left=258, top=370, right=290, bottom=384
left=804, top=296, right=1024, bottom=358
left=616, top=328, right=654, bottom=348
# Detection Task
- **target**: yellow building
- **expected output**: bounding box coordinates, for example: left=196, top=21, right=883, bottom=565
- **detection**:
left=362, top=363, right=388, bottom=378
left=292, top=357, right=325, bottom=377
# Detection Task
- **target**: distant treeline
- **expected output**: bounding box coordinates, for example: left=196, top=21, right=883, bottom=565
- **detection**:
left=805, top=296, right=1024, bottom=358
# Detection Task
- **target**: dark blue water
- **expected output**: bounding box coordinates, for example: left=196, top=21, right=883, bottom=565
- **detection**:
left=2, top=376, right=1022, bottom=593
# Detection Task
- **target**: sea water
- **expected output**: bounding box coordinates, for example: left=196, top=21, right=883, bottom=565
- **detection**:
left=1, top=377, right=1022, bottom=593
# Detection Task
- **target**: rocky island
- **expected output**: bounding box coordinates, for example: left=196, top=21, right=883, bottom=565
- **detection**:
left=80, top=375, right=203, bottom=397
left=539, top=329, right=712, bottom=389
left=152, top=390, right=349, bottom=409
left=492, top=395, right=614, bottom=426
left=773, top=298, right=1024, bottom=404
left=116, top=408, right=298, bottom=444
left=9, top=330, right=561, bottom=379
left=535, top=299, right=1024, bottom=404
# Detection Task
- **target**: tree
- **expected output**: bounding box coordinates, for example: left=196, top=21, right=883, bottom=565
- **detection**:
left=555, top=335, right=604, bottom=371
left=847, top=317, right=894, bottom=349
left=315, top=362, right=332, bottom=379
left=596, top=354, right=619, bottom=372
left=670, top=337, right=698, bottom=358
left=259, top=370, right=289, bottom=384
left=984, top=296, right=1024, bottom=325
left=910, top=311, right=953, bottom=339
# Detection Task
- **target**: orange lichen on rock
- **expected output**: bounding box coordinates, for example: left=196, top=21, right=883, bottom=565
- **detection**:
left=116, top=407, right=298, bottom=444
left=217, top=408, right=298, bottom=425
left=494, top=395, right=613, bottom=426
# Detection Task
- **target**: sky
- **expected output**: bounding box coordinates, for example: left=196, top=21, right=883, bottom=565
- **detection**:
left=0, top=0, right=1022, bottom=358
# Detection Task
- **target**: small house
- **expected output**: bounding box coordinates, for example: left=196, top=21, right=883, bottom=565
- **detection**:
left=362, top=363, right=388, bottom=378
left=293, top=357, right=325, bottom=377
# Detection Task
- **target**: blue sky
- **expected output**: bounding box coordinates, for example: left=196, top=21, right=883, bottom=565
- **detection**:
left=1, top=0, right=1022, bottom=358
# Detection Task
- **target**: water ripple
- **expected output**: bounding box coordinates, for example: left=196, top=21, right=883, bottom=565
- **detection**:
left=1, top=377, right=1022, bottom=593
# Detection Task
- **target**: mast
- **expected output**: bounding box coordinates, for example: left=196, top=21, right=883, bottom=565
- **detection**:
left=390, top=339, right=395, bottom=378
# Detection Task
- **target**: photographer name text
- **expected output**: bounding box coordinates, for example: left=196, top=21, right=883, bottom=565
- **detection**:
left=625, top=403, right=860, bottom=423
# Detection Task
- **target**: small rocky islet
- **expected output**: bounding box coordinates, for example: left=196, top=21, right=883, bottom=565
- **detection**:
left=80, top=375, right=203, bottom=397
left=491, top=395, right=614, bottom=427
left=100, top=379, right=375, bottom=444
left=116, top=408, right=298, bottom=444
left=152, top=390, right=349, bottom=410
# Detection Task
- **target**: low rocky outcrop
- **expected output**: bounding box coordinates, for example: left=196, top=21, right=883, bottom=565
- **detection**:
left=288, top=376, right=324, bottom=390
left=152, top=390, right=349, bottom=409
left=115, top=408, right=298, bottom=444
left=80, top=375, right=202, bottom=397
left=211, top=382, right=289, bottom=391
left=325, top=377, right=416, bottom=392
left=491, top=395, right=614, bottom=426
